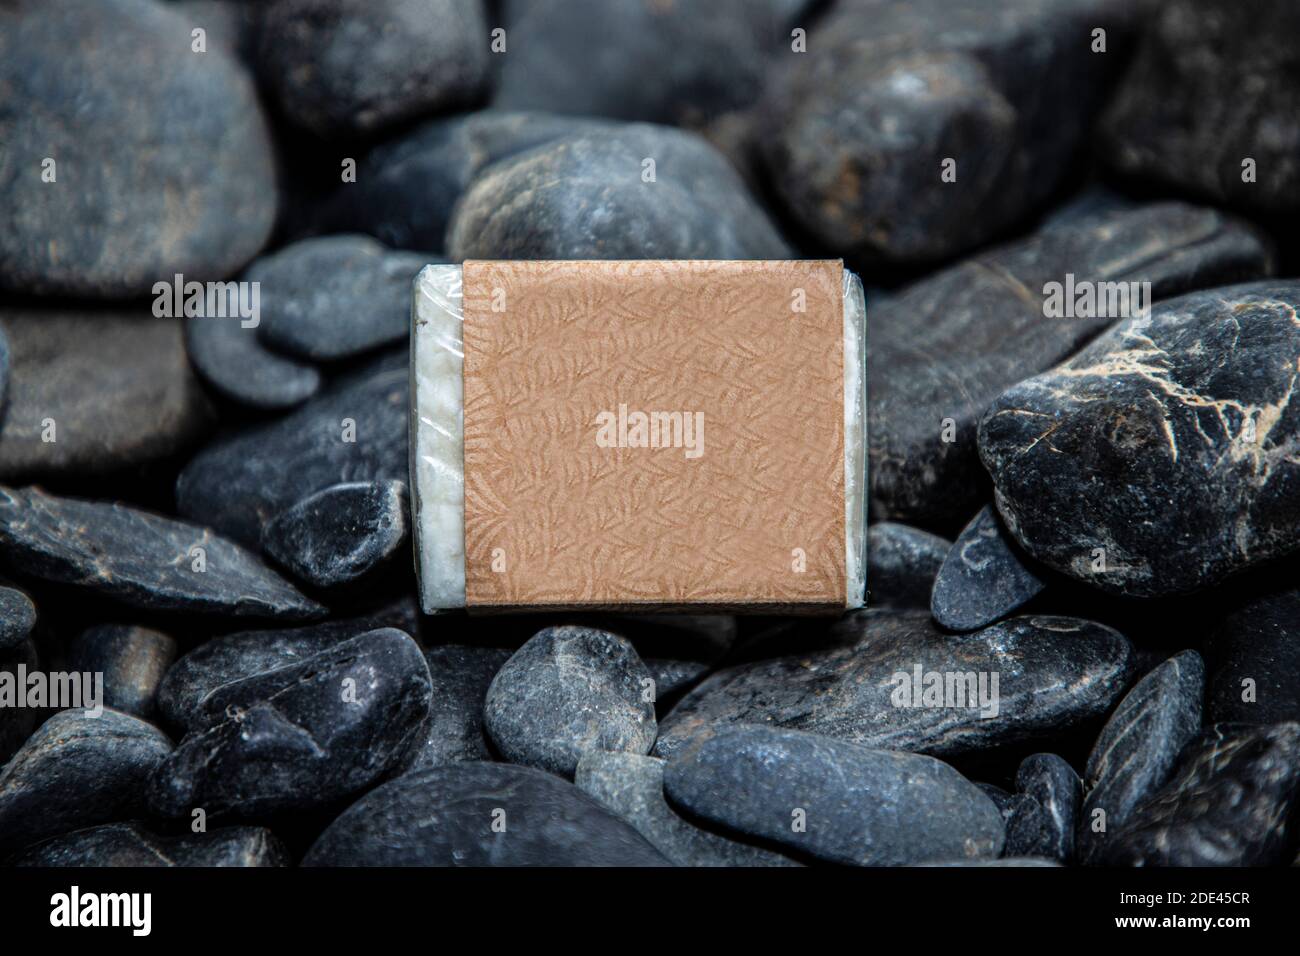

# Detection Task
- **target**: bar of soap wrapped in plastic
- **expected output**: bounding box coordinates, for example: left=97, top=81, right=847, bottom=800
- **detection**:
left=411, top=260, right=866, bottom=613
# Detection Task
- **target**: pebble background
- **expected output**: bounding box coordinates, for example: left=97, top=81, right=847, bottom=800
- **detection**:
left=1, top=0, right=1299, bottom=868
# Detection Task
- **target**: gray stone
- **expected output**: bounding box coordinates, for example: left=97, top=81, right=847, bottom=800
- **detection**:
left=158, top=601, right=420, bottom=733
left=576, top=750, right=799, bottom=867
left=0, top=486, right=323, bottom=620
left=403, top=644, right=511, bottom=771
left=1206, top=586, right=1300, bottom=725
left=644, top=659, right=710, bottom=703
left=494, top=0, right=807, bottom=126
left=250, top=236, right=430, bottom=362
left=1079, top=650, right=1204, bottom=863
left=447, top=124, right=790, bottom=260
left=655, top=610, right=1133, bottom=760
left=9, top=823, right=288, bottom=867
left=177, top=349, right=407, bottom=546
left=1005, top=753, right=1081, bottom=864
left=1101, top=722, right=1300, bottom=866
left=0, top=0, right=276, bottom=298
left=0, top=310, right=214, bottom=480
left=1101, top=0, right=1300, bottom=215
left=980, top=281, right=1300, bottom=597
left=866, top=523, right=951, bottom=610
left=257, top=0, right=490, bottom=139
left=0, top=709, right=172, bottom=856
left=485, top=626, right=657, bottom=778
left=185, top=314, right=321, bottom=411
left=263, top=480, right=408, bottom=589
left=761, top=0, right=1141, bottom=262
left=316, top=111, right=615, bottom=252
left=0, top=584, right=36, bottom=651
left=931, top=505, right=1045, bottom=631
left=870, top=203, right=1271, bottom=527
left=0, top=640, right=38, bottom=765
left=663, top=725, right=1004, bottom=866
left=69, top=625, right=178, bottom=720
left=150, top=628, right=431, bottom=821
left=302, top=761, right=671, bottom=866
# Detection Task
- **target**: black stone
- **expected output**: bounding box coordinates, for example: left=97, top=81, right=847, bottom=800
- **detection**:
left=866, top=523, right=951, bottom=610
left=302, top=761, right=671, bottom=866
left=494, top=0, right=806, bottom=126
left=1101, top=723, right=1300, bottom=867
left=0, top=709, right=172, bottom=856
left=980, top=281, right=1300, bottom=597
left=185, top=314, right=321, bottom=411
left=0, top=310, right=215, bottom=480
left=0, top=584, right=36, bottom=651
left=0, top=640, right=39, bottom=765
left=0, top=0, right=276, bottom=298
left=1206, top=585, right=1300, bottom=725
left=1079, top=650, right=1204, bottom=863
left=931, top=505, right=1045, bottom=631
left=655, top=610, right=1133, bottom=760
left=0, top=486, right=323, bottom=620
left=1005, top=753, right=1081, bottom=864
left=250, top=236, right=430, bottom=362
left=870, top=203, right=1270, bottom=527
left=9, top=823, right=288, bottom=867
left=262, top=480, right=408, bottom=589
left=447, top=124, right=790, bottom=261
left=315, top=111, right=615, bottom=252
left=576, top=750, right=799, bottom=867
left=1101, top=0, right=1300, bottom=215
left=761, top=0, right=1140, bottom=263
left=644, top=659, right=710, bottom=704
left=663, top=725, right=1004, bottom=866
left=177, top=349, right=407, bottom=546
left=257, top=0, right=489, bottom=139
left=485, top=626, right=657, bottom=778
left=149, top=628, right=431, bottom=821
left=69, top=625, right=178, bottom=720
left=157, top=601, right=420, bottom=733
left=403, top=644, right=511, bottom=771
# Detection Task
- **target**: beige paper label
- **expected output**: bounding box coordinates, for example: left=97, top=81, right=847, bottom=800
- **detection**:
left=462, top=259, right=845, bottom=610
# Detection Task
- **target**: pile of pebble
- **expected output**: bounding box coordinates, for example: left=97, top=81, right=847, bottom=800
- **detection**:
left=1, top=0, right=1299, bottom=867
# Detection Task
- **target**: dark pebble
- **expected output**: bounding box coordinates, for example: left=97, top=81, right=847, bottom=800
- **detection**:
left=403, top=644, right=512, bottom=771
left=866, top=523, right=951, bottom=610
left=9, top=822, right=288, bottom=867
left=149, top=628, right=431, bottom=820
left=68, top=625, right=178, bottom=720
left=1005, top=753, right=1081, bottom=864
left=931, top=505, right=1045, bottom=631
left=484, top=626, right=657, bottom=778
left=302, top=761, right=672, bottom=867
left=1206, top=585, right=1300, bottom=725
left=663, top=725, right=1004, bottom=866
left=0, top=584, right=36, bottom=651
left=185, top=314, right=322, bottom=412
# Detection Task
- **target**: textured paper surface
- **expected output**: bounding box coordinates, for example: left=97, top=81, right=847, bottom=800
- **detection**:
left=461, top=259, right=846, bottom=610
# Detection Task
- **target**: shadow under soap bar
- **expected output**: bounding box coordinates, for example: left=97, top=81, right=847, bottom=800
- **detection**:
left=411, top=260, right=866, bottom=613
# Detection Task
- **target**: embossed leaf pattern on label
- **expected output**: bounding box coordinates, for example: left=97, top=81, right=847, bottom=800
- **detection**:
left=462, top=259, right=845, bottom=608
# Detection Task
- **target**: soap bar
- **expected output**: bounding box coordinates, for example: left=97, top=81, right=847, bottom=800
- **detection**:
left=410, top=260, right=866, bottom=613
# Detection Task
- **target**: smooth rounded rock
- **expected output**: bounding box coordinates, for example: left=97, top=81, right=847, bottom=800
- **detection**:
left=655, top=610, right=1134, bottom=760
left=149, top=628, right=431, bottom=821
left=0, top=584, right=36, bottom=652
left=302, top=762, right=672, bottom=867
left=0, top=709, right=172, bottom=856
left=485, top=626, right=657, bottom=778
left=980, top=281, right=1300, bottom=597
left=931, top=505, right=1045, bottom=631
left=404, top=645, right=511, bottom=771
left=1004, top=753, right=1082, bottom=864
left=0, top=0, right=276, bottom=297
left=185, top=313, right=322, bottom=411
left=447, top=124, right=790, bottom=261
left=663, top=725, right=1005, bottom=866
left=262, top=480, right=409, bottom=589
left=68, top=625, right=178, bottom=720
left=257, top=0, right=489, bottom=139
left=0, top=310, right=215, bottom=480
left=250, top=236, right=430, bottom=362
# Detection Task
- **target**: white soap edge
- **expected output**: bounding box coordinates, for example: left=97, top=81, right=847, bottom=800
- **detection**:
left=843, top=269, right=867, bottom=609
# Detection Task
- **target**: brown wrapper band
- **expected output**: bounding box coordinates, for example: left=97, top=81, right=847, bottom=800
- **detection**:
left=410, top=260, right=866, bottom=613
